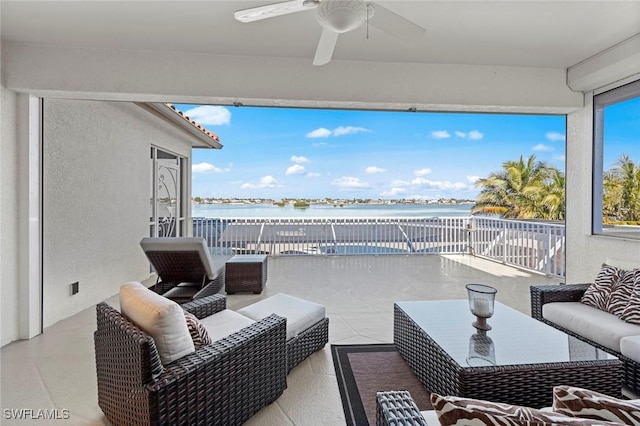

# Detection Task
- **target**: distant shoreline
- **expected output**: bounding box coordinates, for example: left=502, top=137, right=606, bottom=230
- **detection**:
left=191, top=197, right=475, bottom=207
left=191, top=201, right=473, bottom=219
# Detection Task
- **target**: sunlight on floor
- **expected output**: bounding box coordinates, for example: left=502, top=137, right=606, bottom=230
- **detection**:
left=442, top=254, right=538, bottom=278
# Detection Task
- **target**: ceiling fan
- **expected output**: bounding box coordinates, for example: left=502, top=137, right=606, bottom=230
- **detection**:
left=234, top=0, right=426, bottom=66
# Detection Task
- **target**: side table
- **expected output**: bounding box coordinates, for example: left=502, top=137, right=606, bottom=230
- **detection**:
left=225, top=254, right=268, bottom=294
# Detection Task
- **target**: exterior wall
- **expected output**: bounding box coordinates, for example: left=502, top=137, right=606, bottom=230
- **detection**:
left=42, top=99, right=191, bottom=329
left=1, top=85, right=19, bottom=344
left=564, top=93, right=640, bottom=283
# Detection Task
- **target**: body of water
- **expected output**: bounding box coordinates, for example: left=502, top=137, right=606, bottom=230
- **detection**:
left=191, top=203, right=472, bottom=218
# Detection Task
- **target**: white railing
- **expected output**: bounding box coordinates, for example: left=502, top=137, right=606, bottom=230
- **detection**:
left=470, top=217, right=566, bottom=278
left=191, top=216, right=566, bottom=277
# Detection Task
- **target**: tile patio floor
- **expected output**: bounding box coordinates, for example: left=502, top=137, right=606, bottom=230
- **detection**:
left=1, top=254, right=559, bottom=425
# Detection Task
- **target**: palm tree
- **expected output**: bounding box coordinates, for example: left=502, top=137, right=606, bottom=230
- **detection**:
left=472, top=155, right=563, bottom=220
left=541, top=169, right=566, bottom=220
left=603, top=154, right=640, bottom=222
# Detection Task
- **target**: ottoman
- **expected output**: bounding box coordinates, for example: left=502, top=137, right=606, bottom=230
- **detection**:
left=225, top=255, right=268, bottom=294
left=238, top=293, right=329, bottom=371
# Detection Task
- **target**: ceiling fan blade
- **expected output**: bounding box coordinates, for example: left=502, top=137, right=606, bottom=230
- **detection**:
left=234, top=0, right=317, bottom=23
left=313, top=28, right=339, bottom=66
left=368, top=2, right=426, bottom=42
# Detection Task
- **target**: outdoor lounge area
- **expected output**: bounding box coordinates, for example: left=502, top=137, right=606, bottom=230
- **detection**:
left=1, top=254, right=560, bottom=425
left=2, top=1, right=640, bottom=425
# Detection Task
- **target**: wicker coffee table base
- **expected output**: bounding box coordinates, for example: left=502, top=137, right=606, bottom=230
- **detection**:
left=394, top=304, right=622, bottom=408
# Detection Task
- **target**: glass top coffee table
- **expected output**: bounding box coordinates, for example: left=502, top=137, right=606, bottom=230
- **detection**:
left=394, top=300, right=622, bottom=408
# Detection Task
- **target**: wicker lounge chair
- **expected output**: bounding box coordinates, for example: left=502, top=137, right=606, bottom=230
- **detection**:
left=140, top=237, right=230, bottom=302
left=94, top=294, right=288, bottom=426
left=376, top=390, right=428, bottom=426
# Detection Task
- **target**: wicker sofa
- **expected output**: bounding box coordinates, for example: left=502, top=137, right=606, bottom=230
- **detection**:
left=94, top=294, right=288, bottom=426
left=530, top=283, right=640, bottom=394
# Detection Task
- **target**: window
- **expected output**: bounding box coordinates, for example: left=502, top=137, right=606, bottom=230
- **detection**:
left=593, top=79, right=640, bottom=239
left=150, top=147, right=187, bottom=237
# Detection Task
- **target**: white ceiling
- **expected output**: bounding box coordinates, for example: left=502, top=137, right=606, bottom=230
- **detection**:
left=2, top=1, right=639, bottom=69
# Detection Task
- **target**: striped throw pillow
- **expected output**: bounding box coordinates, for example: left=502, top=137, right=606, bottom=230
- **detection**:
left=580, top=264, right=624, bottom=310
left=184, top=311, right=212, bottom=349
left=553, top=385, right=640, bottom=425
left=430, top=393, right=620, bottom=425
left=607, top=268, right=638, bottom=317
left=620, top=270, right=640, bottom=325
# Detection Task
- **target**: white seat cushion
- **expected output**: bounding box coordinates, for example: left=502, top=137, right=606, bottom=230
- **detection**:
left=119, top=281, right=195, bottom=365
left=237, top=293, right=325, bottom=341
left=543, top=301, right=640, bottom=352
left=620, top=335, right=640, bottom=364
left=421, top=409, right=439, bottom=424
left=199, top=309, right=256, bottom=342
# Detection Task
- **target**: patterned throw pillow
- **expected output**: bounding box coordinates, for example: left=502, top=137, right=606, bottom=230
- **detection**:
left=580, top=264, right=624, bottom=310
left=607, top=268, right=638, bottom=317
left=619, top=271, right=640, bottom=325
left=184, top=311, right=212, bottom=349
left=430, top=393, right=620, bottom=425
left=553, top=385, right=640, bottom=425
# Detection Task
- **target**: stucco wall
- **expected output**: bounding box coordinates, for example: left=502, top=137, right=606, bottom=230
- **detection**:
left=42, top=99, right=191, bottom=328
left=1, top=85, right=19, bottom=344
left=565, top=94, right=640, bottom=283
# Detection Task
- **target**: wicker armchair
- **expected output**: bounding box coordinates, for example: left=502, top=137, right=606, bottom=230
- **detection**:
left=376, top=391, right=428, bottom=426
left=140, top=237, right=230, bottom=303
left=530, top=284, right=640, bottom=394
left=94, top=294, right=288, bottom=426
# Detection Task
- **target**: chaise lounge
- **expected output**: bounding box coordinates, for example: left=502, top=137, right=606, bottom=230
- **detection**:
left=140, top=237, right=230, bottom=303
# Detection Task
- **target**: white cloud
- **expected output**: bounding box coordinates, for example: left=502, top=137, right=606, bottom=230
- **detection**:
left=331, top=176, right=370, bottom=189
left=285, top=164, right=305, bottom=175
left=390, top=179, right=411, bottom=187
left=468, top=130, right=483, bottom=140
left=414, top=168, right=432, bottom=177
left=333, top=126, right=370, bottom=136
left=241, top=175, right=281, bottom=189
left=533, top=143, right=553, bottom=152
left=306, top=126, right=371, bottom=138
left=453, top=130, right=482, bottom=140
left=312, top=141, right=331, bottom=148
left=192, top=162, right=228, bottom=173
left=182, top=105, right=231, bottom=125
left=412, top=177, right=467, bottom=190
left=306, top=128, right=332, bottom=138
left=365, top=166, right=386, bottom=174
left=545, top=132, right=565, bottom=142
left=380, top=187, right=407, bottom=196
left=291, top=155, right=310, bottom=163
left=431, top=130, right=451, bottom=139
left=467, top=175, right=481, bottom=183
left=411, top=177, right=429, bottom=185
left=307, top=172, right=321, bottom=177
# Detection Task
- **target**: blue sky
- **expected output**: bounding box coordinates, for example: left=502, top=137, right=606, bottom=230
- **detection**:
left=177, top=101, right=637, bottom=200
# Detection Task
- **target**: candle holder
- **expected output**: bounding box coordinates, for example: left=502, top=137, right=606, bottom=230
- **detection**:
left=466, top=330, right=496, bottom=367
left=466, top=283, right=497, bottom=331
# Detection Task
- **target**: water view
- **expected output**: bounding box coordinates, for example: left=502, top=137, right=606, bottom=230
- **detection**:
left=191, top=202, right=473, bottom=219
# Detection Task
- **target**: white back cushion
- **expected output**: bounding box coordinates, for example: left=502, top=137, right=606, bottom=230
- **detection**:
left=119, top=281, right=194, bottom=365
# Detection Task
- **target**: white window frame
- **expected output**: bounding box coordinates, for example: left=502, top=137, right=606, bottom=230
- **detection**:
left=592, top=78, right=640, bottom=239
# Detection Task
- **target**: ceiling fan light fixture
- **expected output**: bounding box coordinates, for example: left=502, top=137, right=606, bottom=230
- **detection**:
left=317, top=0, right=367, bottom=33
